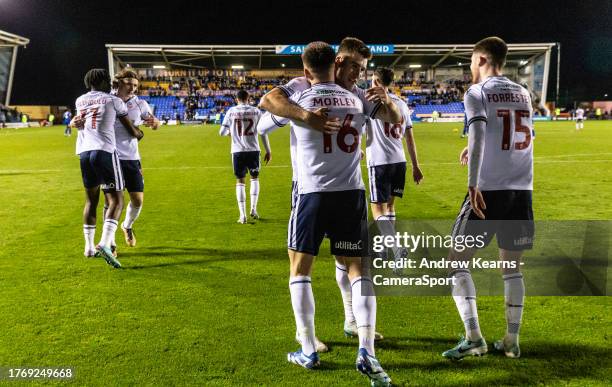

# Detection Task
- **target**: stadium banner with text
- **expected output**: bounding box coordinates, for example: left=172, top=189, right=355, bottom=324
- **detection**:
left=275, top=44, right=395, bottom=55
left=360, top=220, right=610, bottom=296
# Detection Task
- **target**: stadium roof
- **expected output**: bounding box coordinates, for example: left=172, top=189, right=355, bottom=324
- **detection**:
left=106, top=43, right=557, bottom=71
left=0, top=30, right=30, bottom=47
left=0, top=30, right=29, bottom=105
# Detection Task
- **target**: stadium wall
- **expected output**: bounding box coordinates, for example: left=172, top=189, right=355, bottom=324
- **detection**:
left=593, top=101, right=612, bottom=112
left=9, top=105, right=50, bottom=120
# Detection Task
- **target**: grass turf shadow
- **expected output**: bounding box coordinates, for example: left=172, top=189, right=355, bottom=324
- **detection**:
left=117, top=246, right=288, bottom=269
left=375, top=338, right=610, bottom=386
left=317, top=336, right=610, bottom=385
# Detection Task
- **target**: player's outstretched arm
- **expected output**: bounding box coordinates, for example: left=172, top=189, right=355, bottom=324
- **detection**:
left=259, top=88, right=340, bottom=134
left=257, top=112, right=289, bottom=135
left=259, top=88, right=306, bottom=121
left=404, top=127, right=423, bottom=184
left=366, top=86, right=402, bottom=123
left=119, top=115, right=144, bottom=140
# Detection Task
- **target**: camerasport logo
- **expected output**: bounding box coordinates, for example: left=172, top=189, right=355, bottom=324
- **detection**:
left=334, top=240, right=362, bottom=250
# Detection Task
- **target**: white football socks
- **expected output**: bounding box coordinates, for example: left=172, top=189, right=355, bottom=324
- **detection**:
left=103, top=204, right=116, bottom=247
left=289, top=276, right=317, bottom=356
left=83, top=224, right=95, bottom=251
left=236, top=183, right=246, bottom=219
left=351, top=277, right=377, bottom=356
left=451, top=269, right=483, bottom=341
left=503, top=273, right=525, bottom=344
left=122, top=202, right=142, bottom=229
left=335, top=262, right=356, bottom=324
left=99, top=219, right=118, bottom=248
left=250, top=179, right=260, bottom=212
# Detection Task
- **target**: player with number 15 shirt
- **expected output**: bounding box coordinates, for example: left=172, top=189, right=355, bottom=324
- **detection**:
left=464, top=76, right=533, bottom=191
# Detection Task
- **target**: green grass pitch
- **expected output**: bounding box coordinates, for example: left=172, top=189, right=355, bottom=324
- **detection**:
left=0, top=121, right=610, bottom=385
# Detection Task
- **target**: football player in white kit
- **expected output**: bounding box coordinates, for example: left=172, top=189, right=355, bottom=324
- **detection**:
left=219, top=90, right=271, bottom=224
left=443, top=37, right=534, bottom=360
left=575, top=107, right=585, bottom=130
left=260, top=37, right=398, bottom=346
left=280, top=41, right=391, bottom=386
left=365, top=67, right=423, bottom=264
left=74, top=69, right=143, bottom=268
left=108, top=69, right=160, bottom=250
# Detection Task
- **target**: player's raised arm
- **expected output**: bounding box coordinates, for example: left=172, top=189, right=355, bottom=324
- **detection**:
left=259, top=82, right=340, bottom=134
left=366, top=85, right=402, bottom=123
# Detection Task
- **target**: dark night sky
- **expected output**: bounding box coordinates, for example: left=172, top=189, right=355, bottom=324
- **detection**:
left=0, top=0, right=610, bottom=107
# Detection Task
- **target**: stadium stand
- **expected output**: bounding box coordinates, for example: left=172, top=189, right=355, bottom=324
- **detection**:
left=136, top=72, right=470, bottom=122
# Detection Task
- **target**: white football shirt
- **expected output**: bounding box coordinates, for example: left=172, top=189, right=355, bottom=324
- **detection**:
left=75, top=91, right=128, bottom=155
left=278, top=76, right=381, bottom=117
left=289, top=82, right=367, bottom=194
left=365, top=93, right=412, bottom=166
left=465, top=76, right=534, bottom=190
left=220, top=104, right=262, bottom=153
left=114, top=96, right=152, bottom=160
left=575, top=108, right=584, bottom=120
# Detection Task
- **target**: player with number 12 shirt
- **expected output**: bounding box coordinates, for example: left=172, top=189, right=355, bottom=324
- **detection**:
left=219, top=90, right=271, bottom=224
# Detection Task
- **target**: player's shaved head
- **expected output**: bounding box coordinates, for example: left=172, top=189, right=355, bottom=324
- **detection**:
left=84, top=68, right=111, bottom=91
left=236, top=89, right=249, bottom=102
left=301, top=41, right=336, bottom=76
left=474, top=36, right=508, bottom=69
left=374, top=67, right=394, bottom=87
left=338, top=37, right=372, bottom=60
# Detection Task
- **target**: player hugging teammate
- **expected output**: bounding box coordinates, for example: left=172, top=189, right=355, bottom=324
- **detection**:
left=259, top=38, right=404, bottom=386
left=73, top=68, right=159, bottom=268
left=255, top=35, right=534, bottom=385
